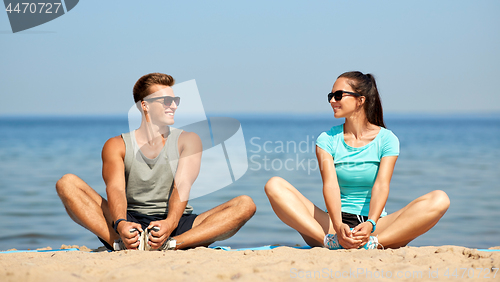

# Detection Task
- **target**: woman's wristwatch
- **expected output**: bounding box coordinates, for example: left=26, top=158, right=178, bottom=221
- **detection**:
left=366, top=219, right=376, bottom=233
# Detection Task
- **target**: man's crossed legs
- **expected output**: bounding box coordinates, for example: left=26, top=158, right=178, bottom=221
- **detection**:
left=55, top=174, right=256, bottom=250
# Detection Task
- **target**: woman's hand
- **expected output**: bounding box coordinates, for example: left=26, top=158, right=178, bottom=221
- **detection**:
left=337, top=223, right=362, bottom=249
left=351, top=222, right=372, bottom=248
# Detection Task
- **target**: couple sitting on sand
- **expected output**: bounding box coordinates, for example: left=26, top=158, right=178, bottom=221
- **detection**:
left=56, top=72, right=450, bottom=251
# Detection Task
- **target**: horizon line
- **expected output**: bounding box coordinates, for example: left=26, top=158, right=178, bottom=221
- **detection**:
left=1, top=111, right=499, bottom=119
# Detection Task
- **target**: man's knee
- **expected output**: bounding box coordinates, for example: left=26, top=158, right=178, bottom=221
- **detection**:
left=234, top=195, right=256, bottom=218
left=55, top=173, right=80, bottom=196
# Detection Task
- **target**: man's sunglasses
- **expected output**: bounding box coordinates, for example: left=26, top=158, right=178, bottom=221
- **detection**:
left=328, top=90, right=361, bottom=102
left=144, top=96, right=180, bottom=106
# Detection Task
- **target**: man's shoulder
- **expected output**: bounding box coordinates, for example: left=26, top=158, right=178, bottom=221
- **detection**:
left=178, top=131, right=200, bottom=141
left=177, top=131, right=202, bottom=152
left=105, top=135, right=125, bottom=145
left=102, top=135, right=126, bottom=156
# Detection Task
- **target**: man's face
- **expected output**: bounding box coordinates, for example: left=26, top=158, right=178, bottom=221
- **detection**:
left=143, top=85, right=177, bottom=126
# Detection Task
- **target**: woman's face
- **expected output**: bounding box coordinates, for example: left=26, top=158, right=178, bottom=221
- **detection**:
left=330, top=77, right=362, bottom=119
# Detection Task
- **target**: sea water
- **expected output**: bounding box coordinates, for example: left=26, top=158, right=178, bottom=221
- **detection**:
left=0, top=114, right=499, bottom=251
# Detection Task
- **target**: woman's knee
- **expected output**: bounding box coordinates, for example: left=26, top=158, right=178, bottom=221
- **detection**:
left=428, top=190, right=450, bottom=213
left=264, top=176, right=286, bottom=196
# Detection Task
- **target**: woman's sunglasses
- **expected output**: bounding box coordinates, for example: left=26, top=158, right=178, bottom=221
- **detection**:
left=328, top=90, right=361, bottom=102
left=144, top=96, right=181, bottom=106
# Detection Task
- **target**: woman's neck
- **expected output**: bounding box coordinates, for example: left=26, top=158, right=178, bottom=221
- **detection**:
left=343, top=113, right=375, bottom=140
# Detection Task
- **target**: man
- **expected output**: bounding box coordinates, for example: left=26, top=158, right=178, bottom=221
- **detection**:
left=56, top=73, right=256, bottom=250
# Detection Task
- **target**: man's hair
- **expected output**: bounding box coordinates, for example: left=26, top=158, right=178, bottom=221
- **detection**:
left=133, top=73, right=175, bottom=103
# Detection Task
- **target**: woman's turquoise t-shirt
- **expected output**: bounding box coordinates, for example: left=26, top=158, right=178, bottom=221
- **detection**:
left=316, top=124, right=399, bottom=217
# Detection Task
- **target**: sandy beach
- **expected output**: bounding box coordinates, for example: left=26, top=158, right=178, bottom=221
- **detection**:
left=1, top=245, right=499, bottom=281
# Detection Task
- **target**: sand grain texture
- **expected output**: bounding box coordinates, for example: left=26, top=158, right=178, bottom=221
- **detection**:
left=1, top=246, right=499, bottom=281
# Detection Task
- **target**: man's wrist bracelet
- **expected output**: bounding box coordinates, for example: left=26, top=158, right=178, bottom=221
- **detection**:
left=113, top=219, right=127, bottom=234
left=366, top=219, right=376, bottom=233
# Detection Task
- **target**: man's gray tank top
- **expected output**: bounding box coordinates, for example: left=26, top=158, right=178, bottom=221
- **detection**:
left=121, top=127, right=193, bottom=215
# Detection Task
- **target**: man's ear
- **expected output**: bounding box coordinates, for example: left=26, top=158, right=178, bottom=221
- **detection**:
left=141, top=101, right=149, bottom=112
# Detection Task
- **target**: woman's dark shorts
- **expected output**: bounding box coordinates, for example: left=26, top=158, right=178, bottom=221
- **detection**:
left=341, top=212, right=368, bottom=228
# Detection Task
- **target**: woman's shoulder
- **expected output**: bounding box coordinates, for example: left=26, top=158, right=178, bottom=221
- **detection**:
left=321, top=124, right=343, bottom=137
left=378, top=127, right=400, bottom=151
left=316, top=124, right=343, bottom=154
left=379, top=127, right=398, bottom=140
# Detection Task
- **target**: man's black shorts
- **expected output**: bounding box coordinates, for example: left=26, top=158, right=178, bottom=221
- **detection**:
left=99, top=211, right=198, bottom=250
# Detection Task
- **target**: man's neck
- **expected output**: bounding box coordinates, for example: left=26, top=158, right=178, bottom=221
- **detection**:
left=136, top=120, right=170, bottom=146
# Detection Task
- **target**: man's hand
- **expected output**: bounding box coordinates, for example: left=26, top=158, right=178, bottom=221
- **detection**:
left=337, top=223, right=362, bottom=249
left=351, top=222, right=372, bottom=248
left=117, top=221, right=143, bottom=249
left=146, top=219, right=176, bottom=249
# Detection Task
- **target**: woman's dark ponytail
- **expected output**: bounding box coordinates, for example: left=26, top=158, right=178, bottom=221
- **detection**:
left=338, top=71, right=386, bottom=128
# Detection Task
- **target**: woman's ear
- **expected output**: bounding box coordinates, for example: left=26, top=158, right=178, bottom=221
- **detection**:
left=357, top=96, right=366, bottom=108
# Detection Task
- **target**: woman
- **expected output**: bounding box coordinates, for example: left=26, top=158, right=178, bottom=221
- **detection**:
left=265, top=71, right=450, bottom=249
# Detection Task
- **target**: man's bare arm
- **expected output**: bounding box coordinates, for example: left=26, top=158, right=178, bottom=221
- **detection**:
left=102, top=136, right=142, bottom=248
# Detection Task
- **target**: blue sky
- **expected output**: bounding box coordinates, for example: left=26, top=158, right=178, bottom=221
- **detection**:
left=1, top=0, right=499, bottom=116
